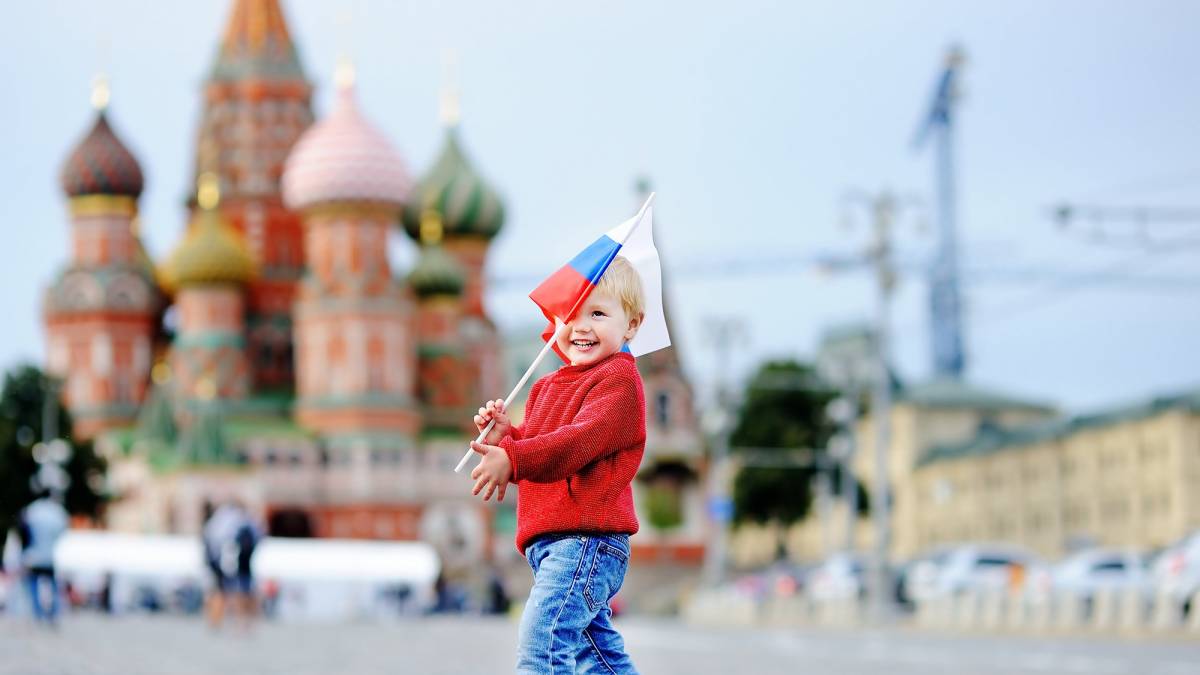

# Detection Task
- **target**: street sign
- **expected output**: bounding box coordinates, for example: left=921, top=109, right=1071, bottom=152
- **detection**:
left=707, top=496, right=733, bottom=522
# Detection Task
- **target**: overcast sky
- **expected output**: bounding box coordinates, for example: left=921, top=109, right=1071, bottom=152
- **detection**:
left=1, top=0, right=1197, bottom=413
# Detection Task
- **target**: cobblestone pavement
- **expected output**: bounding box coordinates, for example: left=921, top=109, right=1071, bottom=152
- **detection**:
left=2, top=614, right=1198, bottom=675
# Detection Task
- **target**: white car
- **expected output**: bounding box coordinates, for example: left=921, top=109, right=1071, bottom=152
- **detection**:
left=806, top=553, right=865, bottom=601
left=909, top=543, right=1042, bottom=600
left=899, top=546, right=955, bottom=606
left=1048, top=548, right=1152, bottom=603
left=1152, top=530, right=1200, bottom=606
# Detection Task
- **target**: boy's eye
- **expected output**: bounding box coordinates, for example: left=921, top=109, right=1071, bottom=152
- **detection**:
left=592, top=311, right=606, bottom=318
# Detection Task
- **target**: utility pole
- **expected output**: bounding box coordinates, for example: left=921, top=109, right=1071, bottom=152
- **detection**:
left=867, top=193, right=896, bottom=624
left=836, top=190, right=922, bottom=623
left=702, top=317, right=744, bottom=586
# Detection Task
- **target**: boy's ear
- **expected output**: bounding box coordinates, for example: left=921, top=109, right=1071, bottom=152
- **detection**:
left=624, top=312, right=644, bottom=341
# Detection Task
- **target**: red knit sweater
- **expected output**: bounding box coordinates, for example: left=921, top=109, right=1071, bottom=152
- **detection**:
left=499, top=352, right=646, bottom=554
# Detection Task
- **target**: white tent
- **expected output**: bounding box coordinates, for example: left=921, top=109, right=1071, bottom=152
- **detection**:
left=54, top=531, right=440, bottom=621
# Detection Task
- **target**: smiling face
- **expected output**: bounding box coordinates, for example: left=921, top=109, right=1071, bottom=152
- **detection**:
left=556, top=290, right=643, bottom=367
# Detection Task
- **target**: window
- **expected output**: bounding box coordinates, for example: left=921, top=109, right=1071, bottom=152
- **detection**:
left=654, top=391, right=670, bottom=429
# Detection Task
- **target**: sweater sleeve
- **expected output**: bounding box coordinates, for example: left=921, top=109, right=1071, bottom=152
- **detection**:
left=504, top=379, right=544, bottom=443
left=499, top=369, right=643, bottom=483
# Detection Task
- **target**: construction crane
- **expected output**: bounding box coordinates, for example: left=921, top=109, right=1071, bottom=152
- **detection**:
left=913, top=45, right=968, bottom=380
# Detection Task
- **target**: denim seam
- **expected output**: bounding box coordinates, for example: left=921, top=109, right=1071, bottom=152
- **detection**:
left=545, top=537, right=591, bottom=674
left=583, top=625, right=618, bottom=674
left=584, top=544, right=606, bottom=612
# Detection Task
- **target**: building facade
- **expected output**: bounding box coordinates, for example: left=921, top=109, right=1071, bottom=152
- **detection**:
left=912, top=391, right=1200, bottom=558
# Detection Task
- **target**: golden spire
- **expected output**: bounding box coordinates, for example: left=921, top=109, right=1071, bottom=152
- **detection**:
left=91, top=73, right=110, bottom=111
left=420, top=208, right=444, bottom=246
left=439, top=49, right=460, bottom=128
left=197, top=172, right=221, bottom=210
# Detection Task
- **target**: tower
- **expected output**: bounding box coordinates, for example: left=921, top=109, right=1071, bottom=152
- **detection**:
left=401, top=97, right=506, bottom=405
left=192, top=0, right=314, bottom=392
left=44, top=78, right=161, bottom=440
left=408, top=212, right=472, bottom=434
left=161, top=173, right=256, bottom=413
left=283, top=63, right=420, bottom=450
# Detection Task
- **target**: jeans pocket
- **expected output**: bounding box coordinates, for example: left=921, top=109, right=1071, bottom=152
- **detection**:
left=582, top=541, right=628, bottom=613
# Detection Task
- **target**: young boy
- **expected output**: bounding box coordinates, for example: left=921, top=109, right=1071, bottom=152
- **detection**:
left=469, top=255, right=646, bottom=674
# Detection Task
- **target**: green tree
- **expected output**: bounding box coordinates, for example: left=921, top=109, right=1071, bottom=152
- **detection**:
left=0, top=365, right=107, bottom=552
left=729, top=360, right=837, bottom=560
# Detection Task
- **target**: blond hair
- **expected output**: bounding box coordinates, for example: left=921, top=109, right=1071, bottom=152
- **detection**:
left=594, top=255, right=644, bottom=320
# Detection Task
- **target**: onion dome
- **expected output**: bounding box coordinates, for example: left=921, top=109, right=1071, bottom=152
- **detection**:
left=160, top=175, right=256, bottom=291
left=401, top=127, right=505, bottom=241
left=282, top=63, right=411, bottom=210
left=408, top=211, right=465, bottom=299
left=59, top=78, right=144, bottom=199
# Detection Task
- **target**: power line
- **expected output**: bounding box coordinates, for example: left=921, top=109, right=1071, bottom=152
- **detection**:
left=485, top=254, right=1200, bottom=291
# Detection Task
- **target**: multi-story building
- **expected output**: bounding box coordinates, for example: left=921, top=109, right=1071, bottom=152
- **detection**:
left=913, top=390, right=1200, bottom=557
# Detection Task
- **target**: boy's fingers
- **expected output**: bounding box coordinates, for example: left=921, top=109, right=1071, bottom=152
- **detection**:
left=470, top=464, right=482, bottom=480
left=497, top=483, right=507, bottom=502
left=483, top=481, right=495, bottom=501
left=472, top=475, right=487, bottom=495
left=470, top=441, right=489, bottom=456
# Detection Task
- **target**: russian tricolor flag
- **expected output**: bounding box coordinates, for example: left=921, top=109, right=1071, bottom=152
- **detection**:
left=529, top=194, right=671, bottom=362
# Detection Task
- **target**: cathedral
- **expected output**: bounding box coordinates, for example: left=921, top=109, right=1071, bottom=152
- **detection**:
left=43, top=0, right=705, bottom=575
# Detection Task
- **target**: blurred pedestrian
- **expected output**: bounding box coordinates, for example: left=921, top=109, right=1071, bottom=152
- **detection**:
left=202, top=499, right=243, bottom=629
left=485, top=564, right=511, bottom=616
left=232, top=512, right=261, bottom=628
left=19, top=489, right=69, bottom=627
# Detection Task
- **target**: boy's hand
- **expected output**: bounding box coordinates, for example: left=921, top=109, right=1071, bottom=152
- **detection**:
left=473, top=399, right=511, bottom=446
left=470, top=441, right=513, bottom=502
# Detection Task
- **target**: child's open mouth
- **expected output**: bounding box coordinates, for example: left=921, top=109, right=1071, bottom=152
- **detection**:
left=571, top=340, right=598, bottom=350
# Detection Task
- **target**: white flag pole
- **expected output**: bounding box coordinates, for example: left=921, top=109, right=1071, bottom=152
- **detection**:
left=453, top=192, right=655, bottom=475
left=453, top=320, right=566, bottom=473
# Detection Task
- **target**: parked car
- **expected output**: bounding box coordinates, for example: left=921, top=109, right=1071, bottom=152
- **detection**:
left=1044, top=547, right=1152, bottom=604
left=806, top=553, right=865, bottom=601
left=730, top=562, right=809, bottom=602
left=908, top=543, right=1042, bottom=601
left=1152, top=530, right=1200, bottom=608
left=896, top=547, right=954, bottom=609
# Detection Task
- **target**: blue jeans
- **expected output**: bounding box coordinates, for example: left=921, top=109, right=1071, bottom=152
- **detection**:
left=26, top=567, right=59, bottom=623
left=518, top=534, right=637, bottom=674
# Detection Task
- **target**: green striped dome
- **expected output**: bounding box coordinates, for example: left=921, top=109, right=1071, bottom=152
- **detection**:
left=402, top=128, right=504, bottom=241
left=408, top=243, right=465, bottom=299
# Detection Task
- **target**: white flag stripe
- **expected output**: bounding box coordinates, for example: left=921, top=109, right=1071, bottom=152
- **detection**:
left=605, top=204, right=670, bottom=357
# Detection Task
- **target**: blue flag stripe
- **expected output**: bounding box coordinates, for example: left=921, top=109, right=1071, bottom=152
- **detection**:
left=566, top=235, right=623, bottom=285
